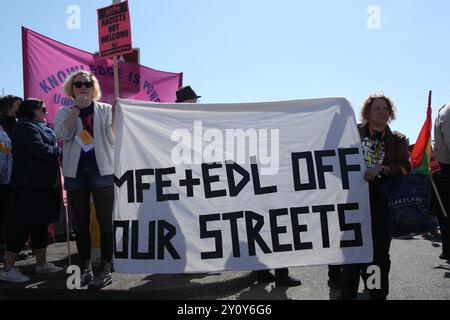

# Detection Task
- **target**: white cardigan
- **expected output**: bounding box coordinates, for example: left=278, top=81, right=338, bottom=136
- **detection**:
left=54, top=102, right=115, bottom=178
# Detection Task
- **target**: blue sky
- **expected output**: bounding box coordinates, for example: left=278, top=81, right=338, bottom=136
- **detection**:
left=1, top=0, right=449, bottom=142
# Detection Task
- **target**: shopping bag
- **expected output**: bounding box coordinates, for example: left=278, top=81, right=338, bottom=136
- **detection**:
left=383, top=174, right=435, bottom=237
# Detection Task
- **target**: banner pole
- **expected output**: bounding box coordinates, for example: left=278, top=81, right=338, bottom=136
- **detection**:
left=112, top=0, right=121, bottom=100
left=63, top=193, right=72, bottom=266
left=58, top=160, right=72, bottom=266
left=113, top=56, right=120, bottom=99
left=431, top=174, right=448, bottom=218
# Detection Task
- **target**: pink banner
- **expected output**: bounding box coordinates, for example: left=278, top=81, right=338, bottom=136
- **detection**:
left=22, top=27, right=183, bottom=125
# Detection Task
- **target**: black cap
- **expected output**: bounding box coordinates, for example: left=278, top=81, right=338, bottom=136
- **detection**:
left=175, top=86, right=201, bottom=102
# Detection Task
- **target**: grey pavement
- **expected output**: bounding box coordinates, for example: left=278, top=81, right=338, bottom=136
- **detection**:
left=0, top=234, right=449, bottom=300
left=223, top=234, right=450, bottom=300
left=0, top=241, right=256, bottom=300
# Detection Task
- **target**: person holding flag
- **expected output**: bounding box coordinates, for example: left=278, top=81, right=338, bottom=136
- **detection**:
left=432, top=99, right=450, bottom=260
left=410, top=91, right=448, bottom=260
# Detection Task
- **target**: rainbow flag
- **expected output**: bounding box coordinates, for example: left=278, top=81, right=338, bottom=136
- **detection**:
left=411, top=91, right=432, bottom=175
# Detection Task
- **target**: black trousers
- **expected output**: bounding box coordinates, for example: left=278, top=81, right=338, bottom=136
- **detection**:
left=0, top=184, right=11, bottom=246
left=274, top=268, right=290, bottom=278
left=328, top=265, right=343, bottom=283
left=6, top=224, right=49, bottom=254
left=432, top=164, right=450, bottom=256
left=68, top=186, right=114, bottom=262
left=255, top=268, right=290, bottom=278
left=340, top=180, right=391, bottom=300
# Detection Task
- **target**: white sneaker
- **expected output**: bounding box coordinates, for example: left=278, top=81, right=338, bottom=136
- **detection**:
left=35, top=262, right=64, bottom=274
left=0, top=267, right=30, bottom=283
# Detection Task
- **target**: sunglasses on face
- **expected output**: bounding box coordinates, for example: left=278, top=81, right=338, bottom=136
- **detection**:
left=73, top=81, right=93, bottom=89
left=40, top=106, right=47, bottom=114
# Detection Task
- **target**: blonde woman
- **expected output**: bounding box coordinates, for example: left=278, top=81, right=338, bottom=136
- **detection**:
left=54, top=71, right=114, bottom=289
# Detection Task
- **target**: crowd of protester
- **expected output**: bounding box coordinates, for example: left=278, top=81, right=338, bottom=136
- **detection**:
left=0, top=73, right=449, bottom=297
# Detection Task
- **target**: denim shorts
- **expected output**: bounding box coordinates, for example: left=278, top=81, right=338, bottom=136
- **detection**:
left=64, top=164, right=114, bottom=191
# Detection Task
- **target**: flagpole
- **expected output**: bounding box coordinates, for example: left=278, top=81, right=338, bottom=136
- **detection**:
left=431, top=174, right=448, bottom=218
left=58, top=160, right=72, bottom=266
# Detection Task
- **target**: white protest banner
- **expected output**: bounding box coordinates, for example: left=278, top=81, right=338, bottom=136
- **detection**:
left=113, top=98, right=373, bottom=274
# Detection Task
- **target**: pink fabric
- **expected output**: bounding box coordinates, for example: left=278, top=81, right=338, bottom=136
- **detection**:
left=47, top=224, right=56, bottom=244
left=430, top=150, right=441, bottom=173
left=22, top=27, right=183, bottom=125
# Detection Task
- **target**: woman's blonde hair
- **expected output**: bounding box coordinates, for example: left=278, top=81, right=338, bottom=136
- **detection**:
left=63, top=70, right=102, bottom=101
left=360, top=93, right=396, bottom=124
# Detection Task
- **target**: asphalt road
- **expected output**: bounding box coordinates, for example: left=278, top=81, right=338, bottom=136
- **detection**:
left=220, top=234, right=450, bottom=300
left=1, top=234, right=448, bottom=300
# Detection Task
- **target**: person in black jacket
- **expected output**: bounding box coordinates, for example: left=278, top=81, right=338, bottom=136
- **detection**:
left=0, top=99, right=63, bottom=283
left=0, top=95, right=21, bottom=138
left=338, top=93, right=411, bottom=300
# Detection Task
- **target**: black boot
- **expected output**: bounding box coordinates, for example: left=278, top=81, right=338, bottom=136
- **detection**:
left=327, top=265, right=342, bottom=289
left=439, top=253, right=450, bottom=260
left=88, top=260, right=112, bottom=289
left=253, top=270, right=276, bottom=283
left=275, top=268, right=301, bottom=287
left=80, top=260, right=93, bottom=287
